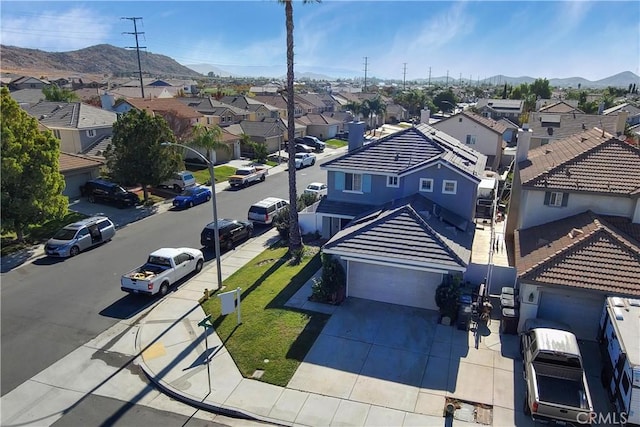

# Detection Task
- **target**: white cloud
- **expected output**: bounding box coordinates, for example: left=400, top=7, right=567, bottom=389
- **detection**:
left=0, top=8, right=113, bottom=51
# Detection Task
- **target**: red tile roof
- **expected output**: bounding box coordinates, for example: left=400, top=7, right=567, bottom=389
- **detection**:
left=515, top=211, right=640, bottom=295
left=461, top=110, right=510, bottom=134
left=519, top=129, right=640, bottom=196
left=59, top=152, right=104, bottom=172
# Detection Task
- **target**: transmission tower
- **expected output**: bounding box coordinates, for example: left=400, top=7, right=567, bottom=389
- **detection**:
left=122, top=17, right=146, bottom=98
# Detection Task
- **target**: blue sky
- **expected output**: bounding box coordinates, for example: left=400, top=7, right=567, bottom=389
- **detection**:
left=1, top=1, right=638, bottom=81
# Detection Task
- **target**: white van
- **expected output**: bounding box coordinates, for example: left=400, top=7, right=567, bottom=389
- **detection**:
left=161, top=171, right=196, bottom=192
left=248, top=197, right=289, bottom=226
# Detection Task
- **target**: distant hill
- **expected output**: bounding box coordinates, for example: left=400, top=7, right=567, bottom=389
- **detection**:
left=185, top=63, right=235, bottom=77
left=0, top=44, right=202, bottom=78
left=434, top=72, right=640, bottom=89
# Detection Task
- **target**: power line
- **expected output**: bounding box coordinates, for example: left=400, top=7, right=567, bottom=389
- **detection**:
left=122, top=17, right=146, bottom=98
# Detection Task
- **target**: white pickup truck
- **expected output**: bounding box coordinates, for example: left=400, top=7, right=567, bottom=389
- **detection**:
left=121, top=247, right=204, bottom=296
left=228, top=166, right=268, bottom=188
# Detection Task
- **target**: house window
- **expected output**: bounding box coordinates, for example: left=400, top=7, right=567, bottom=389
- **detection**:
left=442, top=180, right=457, bottom=194
left=206, top=117, right=211, bottom=125
left=419, top=178, right=433, bottom=192
left=544, top=191, right=568, bottom=207
left=345, top=173, right=362, bottom=191
left=86, top=129, right=96, bottom=137
left=465, top=135, right=476, bottom=145
left=221, top=117, right=226, bottom=123
left=386, top=176, right=399, bottom=188
left=541, top=138, right=550, bottom=146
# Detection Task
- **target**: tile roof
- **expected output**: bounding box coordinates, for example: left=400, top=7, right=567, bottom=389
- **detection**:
left=515, top=211, right=640, bottom=295
left=528, top=111, right=624, bottom=140
left=602, top=102, right=640, bottom=116
left=108, top=87, right=180, bottom=99
left=321, top=123, right=486, bottom=179
left=125, top=98, right=203, bottom=119
left=539, top=101, right=583, bottom=114
left=323, top=194, right=474, bottom=270
left=82, top=135, right=112, bottom=158
left=437, top=110, right=510, bottom=135
left=177, top=97, right=248, bottom=116
left=476, top=98, right=523, bottom=112
left=59, top=152, right=104, bottom=172
left=23, top=101, right=117, bottom=129
left=316, top=199, right=376, bottom=217
left=9, top=88, right=45, bottom=106
left=519, top=128, right=640, bottom=196
left=296, top=113, right=342, bottom=126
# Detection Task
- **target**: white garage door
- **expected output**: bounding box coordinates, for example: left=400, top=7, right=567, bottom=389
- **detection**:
left=537, top=289, right=605, bottom=341
left=63, top=172, right=93, bottom=198
left=348, top=262, right=442, bottom=310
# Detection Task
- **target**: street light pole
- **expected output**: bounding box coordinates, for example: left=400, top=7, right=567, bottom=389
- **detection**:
left=161, top=142, right=222, bottom=291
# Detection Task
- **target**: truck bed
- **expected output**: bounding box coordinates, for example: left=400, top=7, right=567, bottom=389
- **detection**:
left=533, top=362, right=590, bottom=409
left=124, top=264, right=168, bottom=280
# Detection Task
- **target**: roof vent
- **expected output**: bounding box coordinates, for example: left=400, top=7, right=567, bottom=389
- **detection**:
left=431, top=130, right=436, bottom=135
left=611, top=297, right=625, bottom=307
left=567, top=228, right=584, bottom=239
left=547, top=127, right=553, bottom=135
left=394, top=153, right=399, bottom=161
left=582, top=123, right=586, bottom=130
left=628, top=299, right=640, bottom=307
left=613, top=307, right=624, bottom=320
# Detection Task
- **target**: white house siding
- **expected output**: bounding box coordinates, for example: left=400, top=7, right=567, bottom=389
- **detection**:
left=347, top=261, right=442, bottom=310
left=63, top=171, right=95, bottom=198
left=519, top=190, right=636, bottom=230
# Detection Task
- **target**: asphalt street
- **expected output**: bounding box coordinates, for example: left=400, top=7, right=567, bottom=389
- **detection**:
left=0, top=162, right=327, bottom=398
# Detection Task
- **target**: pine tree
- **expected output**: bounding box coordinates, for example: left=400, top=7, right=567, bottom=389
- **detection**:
left=1, top=87, right=67, bottom=241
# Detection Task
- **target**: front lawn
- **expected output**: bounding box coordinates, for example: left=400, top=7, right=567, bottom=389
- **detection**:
left=201, top=243, right=328, bottom=386
left=325, top=138, right=348, bottom=149
left=1, top=211, right=88, bottom=256
left=187, top=165, right=237, bottom=185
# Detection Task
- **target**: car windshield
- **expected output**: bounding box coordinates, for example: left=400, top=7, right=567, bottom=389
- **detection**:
left=181, top=188, right=197, bottom=196
left=53, top=228, right=78, bottom=240
left=114, top=186, right=126, bottom=194
left=295, top=153, right=305, bottom=158
left=235, top=169, right=251, bottom=176
left=308, top=185, right=320, bottom=190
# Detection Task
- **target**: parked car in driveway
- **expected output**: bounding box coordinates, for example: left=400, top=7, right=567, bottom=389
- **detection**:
left=295, top=143, right=314, bottom=153
left=200, top=219, right=253, bottom=251
left=45, top=216, right=115, bottom=258
left=172, top=186, right=211, bottom=209
left=304, top=182, right=328, bottom=199
left=295, top=152, right=316, bottom=169
left=160, top=171, right=196, bottom=192
left=81, top=179, right=140, bottom=208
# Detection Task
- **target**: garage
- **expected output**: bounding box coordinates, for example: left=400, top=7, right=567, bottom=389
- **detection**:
left=537, top=289, right=605, bottom=341
left=347, top=261, right=443, bottom=310
left=63, top=171, right=93, bottom=198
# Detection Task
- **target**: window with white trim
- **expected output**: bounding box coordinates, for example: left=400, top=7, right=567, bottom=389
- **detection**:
left=419, top=178, right=433, bottom=192
left=86, top=129, right=96, bottom=137
left=548, top=192, right=564, bottom=207
left=465, top=134, right=476, bottom=145
left=442, top=180, right=457, bottom=194
left=386, top=176, right=399, bottom=188
left=345, top=173, right=362, bottom=191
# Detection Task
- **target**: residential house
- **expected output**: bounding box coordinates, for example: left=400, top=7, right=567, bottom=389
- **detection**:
left=316, top=122, right=487, bottom=310
left=475, top=98, right=523, bottom=122
left=9, top=88, right=46, bottom=107
left=249, top=83, right=283, bottom=95
left=536, top=99, right=580, bottom=113
left=432, top=110, right=510, bottom=171
left=59, top=152, right=105, bottom=198
left=219, top=95, right=279, bottom=121
left=9, top=76, right=51, bottom=91
left=177, top=97, right=250, bottom=127
left=506, top=127, right=640, bottom=339
left=603, top=102, right=640, bottom=127
left=296, top=113, right=342, bottom=140
left=23, top=101, right=117, bottom=154
left=296, top=93, right=330, bottom=114
left=527, top=111, right=627, bottom=149
left=225, top=119, right=286, bottom=156
left=384, top=103, right=409, bottom=124
left=252, top=94, right=289, bottom=119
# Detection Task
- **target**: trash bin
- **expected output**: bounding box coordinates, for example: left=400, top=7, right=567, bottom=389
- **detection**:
left=501, top=308, right=519, bottom=334
left=457, top=303, right=472, bottom=330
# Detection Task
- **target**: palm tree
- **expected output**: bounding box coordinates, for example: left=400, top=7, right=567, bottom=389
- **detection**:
left=190, top=123, right=229, bottom=170
left=365, top=96, right=386, bottom=130
left=344, top=101, right=362, bottom=121
left=279, top=0, right=319, bottom=257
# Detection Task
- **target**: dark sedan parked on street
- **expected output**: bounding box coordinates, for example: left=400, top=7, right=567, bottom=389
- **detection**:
left=200, top=219, right=253, bottom=252
left=173, top=186, right=212, bottom=209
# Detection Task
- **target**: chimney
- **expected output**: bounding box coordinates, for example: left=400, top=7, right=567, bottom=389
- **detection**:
left=515, top=125, right=532, bottom=163
left=348, top=121, right=366, bottom=152
left=420, top=108, right=431, bottom=124
left=100, top=92, right=115, bottom=111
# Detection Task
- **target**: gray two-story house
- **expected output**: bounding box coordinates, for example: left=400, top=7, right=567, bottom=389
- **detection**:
left=316, top=122, right=487, bottom=310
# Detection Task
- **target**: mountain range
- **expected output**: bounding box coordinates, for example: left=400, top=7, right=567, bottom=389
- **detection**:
left=1, top=44, right=638, bottom=89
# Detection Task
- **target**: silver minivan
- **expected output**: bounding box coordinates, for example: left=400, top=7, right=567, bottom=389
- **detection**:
left=45, top=216, right=116, bottom=257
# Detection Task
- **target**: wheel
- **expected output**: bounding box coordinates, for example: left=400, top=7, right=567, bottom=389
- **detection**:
left=260, top=174, right=266, bottom=182
left=206, top=194, right=211, bottom=201
left=69, top=246, right=80, bottom=257
left=88, top=194, right=95, bottom=203
left=159, top=282, right=169, bottom=296
left=194, top=259, right=203, bottom=273
left=311, top=159, right=316, bottom=165
left=173, top=184, right=181, bottom=192
left=523, top=393, right=531, bottom=416
left=188, top=201, right=194, bottom=208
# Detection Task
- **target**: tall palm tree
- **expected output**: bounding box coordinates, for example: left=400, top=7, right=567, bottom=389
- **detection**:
left=344, top=101, right=362, bottom=121
left=363, top=96, right=386, bottom=130
left=279, top=0, right=319, bottom=256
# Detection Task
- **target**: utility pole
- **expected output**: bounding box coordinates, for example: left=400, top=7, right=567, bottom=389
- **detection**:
left=446, top=70, right=449, bottom=86
left=363, top=57, right=368, bottom=93
left=459, top=72, right=462, bottom=86
left=403, top=63, right=407, bottom=90
left=428, top=66, right=431, bottom=87
left=122, top=17, right=146, bottom=98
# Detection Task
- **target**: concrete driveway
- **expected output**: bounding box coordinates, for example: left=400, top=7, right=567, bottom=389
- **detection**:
left=289, top=297, right=533, bottom=426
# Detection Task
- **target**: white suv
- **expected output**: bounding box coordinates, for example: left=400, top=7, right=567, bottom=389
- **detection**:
left=248, top=197, right=289, bottom=226
left=161, top=171, right=196, bottom=192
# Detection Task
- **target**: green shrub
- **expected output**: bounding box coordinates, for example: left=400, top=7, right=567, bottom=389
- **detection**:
left=311, top=253, right=346, bottom=304
left=435, top=274, right=462, bottom=320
